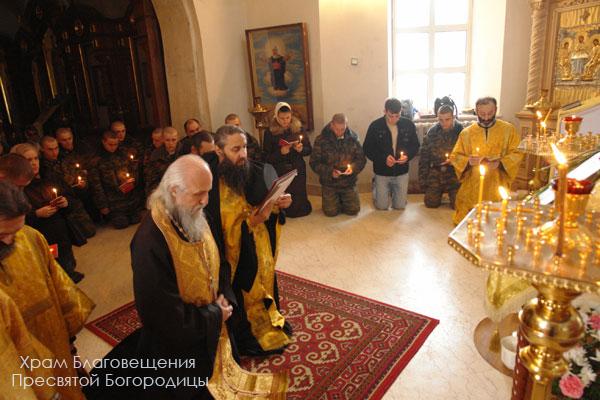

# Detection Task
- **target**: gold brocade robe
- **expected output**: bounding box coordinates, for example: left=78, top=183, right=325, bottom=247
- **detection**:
left=151, top=201, right=288, bottom=399
left=0, top=289, right=59, bottom=400
left=0, top=226, right=95, bottom=400
left=450, top=120, right=523, bottom=225
left=219, top=180, right=291, bottom=352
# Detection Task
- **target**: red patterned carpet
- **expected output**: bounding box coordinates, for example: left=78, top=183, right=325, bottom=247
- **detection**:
left=85, top=271, right=438, bottom=399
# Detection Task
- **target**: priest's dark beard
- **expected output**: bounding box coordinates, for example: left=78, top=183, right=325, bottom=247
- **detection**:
left=219, top=157, right=250, bottom=196
left=172, top=205, right=210, bottom=243
left=478, top=116, right=496, bottom=128
left=0, top=242, right=15, bottom=261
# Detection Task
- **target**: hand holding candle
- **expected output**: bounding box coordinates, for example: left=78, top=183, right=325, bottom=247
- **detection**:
left=396, top=151, right=408, bottom=164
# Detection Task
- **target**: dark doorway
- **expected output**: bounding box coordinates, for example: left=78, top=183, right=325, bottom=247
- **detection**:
left=0, top=0, right=170, bottom=146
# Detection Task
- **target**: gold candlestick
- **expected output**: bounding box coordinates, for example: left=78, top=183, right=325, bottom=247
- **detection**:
left=551, top=144, right=567, bottom=257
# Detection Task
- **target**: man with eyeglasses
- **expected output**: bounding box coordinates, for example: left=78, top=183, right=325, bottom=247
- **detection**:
left=364, top=97, right=420, bottom=210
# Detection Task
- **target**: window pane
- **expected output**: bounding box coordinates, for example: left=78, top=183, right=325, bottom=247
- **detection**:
left=433, top=73, right=465, bottom=111
left=395, top=73, right=428, bottom=112
left=395, top=33, right=429, bottom=70
left=434, top=31, right=466, bottom=68
left=434, top=0, right=468, bottom=25
left=394, top=0, right=429, bottom=28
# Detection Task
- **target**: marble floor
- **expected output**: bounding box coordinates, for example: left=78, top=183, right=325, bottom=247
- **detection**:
left=73, top=193, right=591, bottom=399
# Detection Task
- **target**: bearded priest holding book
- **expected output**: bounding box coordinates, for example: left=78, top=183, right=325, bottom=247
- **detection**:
left=450, top=97, right=523, bottom=225
left=204, top=124, right=293, bottom=358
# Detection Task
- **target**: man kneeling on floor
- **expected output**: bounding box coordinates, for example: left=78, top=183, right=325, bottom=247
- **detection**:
left=87, top=155, right=287, bottom=400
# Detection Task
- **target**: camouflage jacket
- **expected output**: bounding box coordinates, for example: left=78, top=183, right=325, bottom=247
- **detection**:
left=309, top=126, right=366, bottom=189
left=39, top=157, right=72, bottom=188
left=418, top=122, right=463, bottom=186
left=144, top=145, right=178, bottom=197
left=88, top=148, right=142, bottom=211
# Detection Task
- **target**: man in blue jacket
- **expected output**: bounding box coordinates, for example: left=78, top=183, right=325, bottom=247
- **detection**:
left=364, top=98, right=420, bottom=210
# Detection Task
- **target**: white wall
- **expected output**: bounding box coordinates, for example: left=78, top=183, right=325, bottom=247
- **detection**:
left=469, top=0, right=507, bottom=110
left=499, top=0, right=532, bottom=125
left=194, top=0, right=252, bottom=131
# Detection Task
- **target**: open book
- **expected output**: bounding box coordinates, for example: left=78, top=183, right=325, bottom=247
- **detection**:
left=258, top=169, right=298, bottom=213
left=278, top=138, right=300, bottom=147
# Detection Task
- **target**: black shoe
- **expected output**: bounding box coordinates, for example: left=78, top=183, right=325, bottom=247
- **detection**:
left=70, top=271, right=85, bottom=283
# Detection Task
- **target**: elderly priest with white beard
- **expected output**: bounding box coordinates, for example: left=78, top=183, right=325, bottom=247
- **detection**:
left=88, top=155, right=287, bottom=400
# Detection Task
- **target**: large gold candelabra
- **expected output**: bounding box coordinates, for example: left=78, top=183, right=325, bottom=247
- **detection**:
left=449, top=118, right=600, bottom=400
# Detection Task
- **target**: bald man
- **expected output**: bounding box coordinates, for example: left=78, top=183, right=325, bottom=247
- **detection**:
left=144, top=126, right=181, bottom=197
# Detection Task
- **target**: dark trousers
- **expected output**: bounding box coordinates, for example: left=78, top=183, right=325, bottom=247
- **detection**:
left=322, top=186, right=360, bottom=216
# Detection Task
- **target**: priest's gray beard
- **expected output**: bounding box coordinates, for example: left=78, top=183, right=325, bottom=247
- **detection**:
left=172, top=204, right=210, bottom=243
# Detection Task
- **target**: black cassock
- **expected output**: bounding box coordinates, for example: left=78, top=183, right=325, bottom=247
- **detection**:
left=86, top=215, right=236, bottom=400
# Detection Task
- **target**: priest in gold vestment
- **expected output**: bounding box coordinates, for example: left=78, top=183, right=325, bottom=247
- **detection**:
left=0, top=288, right=61, bottom=399
left=450, top=98, right=532, bottom=322
left=204, top=125, right=293, bottom=357
left=0, top=182, right=94, bottom=399
left=450, top=97, right=523, bottom=225
left=89, top=155, right=286, bottom=399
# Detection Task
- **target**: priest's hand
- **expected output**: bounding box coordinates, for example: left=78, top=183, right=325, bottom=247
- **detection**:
left=468, top=156, right=481, bottom=166
left=482, top=159, right=500, bottom=170
left=275, top=193, right=292, bottom=209
left=216, top=294, right=233, bottom=322
left=36, top=205, right=58, bottom=218
left=248, top=203, right=273, bottom=227
left=386, top=155, right=396, bottom=167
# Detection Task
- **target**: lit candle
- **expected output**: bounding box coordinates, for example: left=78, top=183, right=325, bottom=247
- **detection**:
left=126, top=173, right=130, bottom=179
left=475, top=147, right=480, bottom=156
left=445, top=153, right=449, bottom=162
left=75, top=163, right=80, bottom=169
left=77, top=176, right=83, bottom=184
left=536, top=110, right=543, bottom=120
left=477, top=165, right=486, bottom=218
left=498, top=186, right=509, bottom=218
left=52, top=187, right=58, bottom=199
left=540, top=121, right=547, bottom=136
left=399, top=151, right=404, bottom=159
left=346, top=163, right=351, bottom=174
left=129, top=154, right=134, bottom=161
left=299, top=135, right=303, bottom=142
left=551, top=143, right=567, bottom=256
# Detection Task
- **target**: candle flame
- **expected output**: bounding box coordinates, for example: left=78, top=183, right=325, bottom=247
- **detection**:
left=479, top=164, right=486, bottom=176
left=126, top=173, right=130, bottom=178
left=498, top=186, right=509, bottom=200
left=536, top=111, right=543, bottom=119
left=129, top=154, right=134, bottom=160
left=540, top=121, right=547, bottom=129
left=475, top=147, right=480, bottom=154
left=75, top=163, right=80, bottom=168
left=551, top=143, right=567, bottom=165
left=445, top=153, right=449, bottom=158
left=77, top=176, right=82, bottom=180
left=52, top=188, right=57, bottom=194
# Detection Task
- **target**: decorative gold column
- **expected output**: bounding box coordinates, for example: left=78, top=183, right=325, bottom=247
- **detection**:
left=519, top=285, right=584, bottom=400
left=525, top=0, right=549, bottom=106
